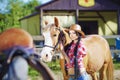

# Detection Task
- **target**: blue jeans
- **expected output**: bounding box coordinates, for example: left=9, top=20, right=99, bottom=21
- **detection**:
left=69, top=72, right=90, bottom=80
left=3, top=56, right=28, bottom=80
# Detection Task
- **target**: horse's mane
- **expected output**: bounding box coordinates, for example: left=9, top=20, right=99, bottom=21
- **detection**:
left=43, top=22, right=71, bottom=45
left=60, top=27, right=72, bottom=46
left=0, top=28, right=34, bottom=51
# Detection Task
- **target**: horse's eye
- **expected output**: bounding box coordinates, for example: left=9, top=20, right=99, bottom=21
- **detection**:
left=53, top=34, right=57, bottom=37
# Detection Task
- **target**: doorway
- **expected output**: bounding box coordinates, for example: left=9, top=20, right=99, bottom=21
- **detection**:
left=78, top=21, right=98, bottom=35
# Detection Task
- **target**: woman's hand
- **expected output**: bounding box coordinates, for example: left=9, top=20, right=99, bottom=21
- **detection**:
left=67, top=68, right=74, bottom=75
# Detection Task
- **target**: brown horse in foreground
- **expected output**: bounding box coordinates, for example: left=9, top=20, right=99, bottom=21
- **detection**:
left=40, top=17, right=114, bottom=80
left=0, top=28, right=56, bottom=80
left=0, top=28, right=34, bottom=51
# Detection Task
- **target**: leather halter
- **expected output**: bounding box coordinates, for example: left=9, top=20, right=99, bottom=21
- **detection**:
left=43, top=28, right=63, bottom=50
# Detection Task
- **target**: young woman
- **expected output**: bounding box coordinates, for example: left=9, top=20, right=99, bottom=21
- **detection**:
left=64, top=24, right=90, bottom=80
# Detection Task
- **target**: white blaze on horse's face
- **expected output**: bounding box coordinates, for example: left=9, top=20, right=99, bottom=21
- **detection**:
left=40, top=31, right=54, bottom=62
left=40, top=17, right=60, bottom=62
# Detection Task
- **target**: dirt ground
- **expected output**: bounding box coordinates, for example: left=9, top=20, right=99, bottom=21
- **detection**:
left=114, top=70, right=120, bottom=80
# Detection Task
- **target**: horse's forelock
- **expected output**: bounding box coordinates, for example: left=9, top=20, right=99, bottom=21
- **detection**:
left=43, top=23, right=71, bottom=46
left=43, top=23, right=57, bottom=32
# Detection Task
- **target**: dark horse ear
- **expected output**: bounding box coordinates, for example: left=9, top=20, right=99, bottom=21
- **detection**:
left=54, top=17, right=59, bottom=27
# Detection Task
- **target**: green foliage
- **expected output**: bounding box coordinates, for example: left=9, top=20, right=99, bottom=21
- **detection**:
left=28, top=59, right=120, bottom=79
left=113, top=59, right=120, bottom=70
left=28, top=66, right=42, bottom=80
left=0, top=0, right=41, bottom=32
left=4, top=0, right=24, bottom=28
left=106, top=38, right=115, bottom=46
left=29, top=66, right=39, bottom=76
left=0, top=14, right=5, bottom=19
left=24, top=0, right=40, bottom=14
left=47, top=59, right=61, bottom=71
left=0, top=14, right=5, bottom=32
left=29, top=59, right=61, bottom=78
left=0, top=20, right=5, bottom=32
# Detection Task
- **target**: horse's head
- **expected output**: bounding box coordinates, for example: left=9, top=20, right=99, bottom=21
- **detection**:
left=40, top=17, right=71, bottom=62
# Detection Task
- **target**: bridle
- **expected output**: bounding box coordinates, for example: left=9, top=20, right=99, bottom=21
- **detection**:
left=43, top=28, right=64, bottom=51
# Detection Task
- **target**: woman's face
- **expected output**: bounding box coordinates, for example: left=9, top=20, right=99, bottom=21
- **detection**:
left=69, top=30, right=78, bottom=41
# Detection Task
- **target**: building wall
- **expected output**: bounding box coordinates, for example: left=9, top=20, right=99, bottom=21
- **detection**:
left=79, top=11, right=117, bottom=35
left=20, top=14, right=40, bottom=35
left=42, top=16, right=75, bottom=28
left=100, top=12, right=117, bottom=35
left=20, top=19, right=28, bottom=31
left=20, top=11, right=117, bottom=36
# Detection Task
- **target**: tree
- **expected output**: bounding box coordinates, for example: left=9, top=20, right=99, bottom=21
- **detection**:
left=0, top=14, right=5, bottom=32
left=0, top=0, right=41, bottom=30
left=3, top=0, right=24, bottom=28
left=23, top=0, right=40, bottom=16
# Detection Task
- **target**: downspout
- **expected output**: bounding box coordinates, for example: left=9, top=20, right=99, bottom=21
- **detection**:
left=117, top=9, right=120, bottom=34
left=75, top=9, right=79, bottom=24
left=40, top=9, right=43, bottom=35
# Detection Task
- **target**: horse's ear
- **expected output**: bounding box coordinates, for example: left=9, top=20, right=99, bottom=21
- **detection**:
left=54, top=17, right=59, bottom=27
left=45, top=21, right=48, bottom=25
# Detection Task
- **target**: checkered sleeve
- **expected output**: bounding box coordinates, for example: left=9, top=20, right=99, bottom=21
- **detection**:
left=78, top=41, right=87, bottom=57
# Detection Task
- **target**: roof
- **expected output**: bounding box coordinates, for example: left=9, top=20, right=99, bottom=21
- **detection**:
left=20, top=0, right=120, bottom=20
left=35, top=0, right=120, bottom=10
left=19, top=12, right=39, bottom=21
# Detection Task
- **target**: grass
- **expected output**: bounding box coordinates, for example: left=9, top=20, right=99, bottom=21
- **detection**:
left=28, top=59, right=61, bottom=79
left=113, top=59, right=120, bottom=70
left=28, top=66, right=40, bottom=77
left=28, top=59, right=120, bottom=79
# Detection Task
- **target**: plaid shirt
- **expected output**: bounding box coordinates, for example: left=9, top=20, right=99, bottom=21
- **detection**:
left=66, top=41, right=86, bottom=69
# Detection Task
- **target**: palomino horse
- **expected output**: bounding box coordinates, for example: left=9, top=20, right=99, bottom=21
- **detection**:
left=40, top=17, right=114, bottom=80
left=0, top=28, right=56, bottom=80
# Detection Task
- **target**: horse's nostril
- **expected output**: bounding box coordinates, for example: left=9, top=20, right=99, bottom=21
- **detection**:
left=46, top=54, right=48, bottom=57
